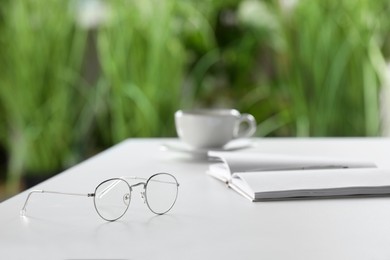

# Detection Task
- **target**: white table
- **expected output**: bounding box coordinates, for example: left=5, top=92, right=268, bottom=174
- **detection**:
left=1, top=138, right=390, bottom=260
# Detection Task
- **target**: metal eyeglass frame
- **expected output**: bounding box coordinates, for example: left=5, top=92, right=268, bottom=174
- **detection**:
left=21, top=173, right=180, bottom=222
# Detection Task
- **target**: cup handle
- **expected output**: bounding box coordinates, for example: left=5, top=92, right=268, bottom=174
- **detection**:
left=234, top=114, right=257, bottom=139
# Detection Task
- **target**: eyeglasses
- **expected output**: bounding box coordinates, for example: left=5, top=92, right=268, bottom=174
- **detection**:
left=21, top=173, right=179, bottom=222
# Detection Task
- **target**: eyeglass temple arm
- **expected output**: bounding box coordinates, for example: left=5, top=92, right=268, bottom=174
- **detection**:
left=21, top=190, right=95, bottom=216
left=122, top=176, right=180, bottom=186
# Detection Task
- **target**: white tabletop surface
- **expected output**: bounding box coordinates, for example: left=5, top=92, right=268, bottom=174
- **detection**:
left=1, top=138, right=390, bottom=260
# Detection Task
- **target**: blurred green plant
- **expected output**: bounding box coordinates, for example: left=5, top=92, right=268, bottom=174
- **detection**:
left=96, top=0, right=188, bottom=143
left=230, top=0, right=291, bottom=136
left=179, top=0, right=290, bottom=136
left=277, top=0, right=390, bottom=136
left=0, top=0, right=86, bottom=193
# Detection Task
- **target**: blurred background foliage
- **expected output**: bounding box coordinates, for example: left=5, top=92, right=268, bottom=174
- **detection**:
left=1, top=0, right=390, bottom=198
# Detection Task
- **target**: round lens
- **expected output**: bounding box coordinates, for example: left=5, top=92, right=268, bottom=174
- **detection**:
left=145, top=173, right=179, bottom=214
left=94, top=178, right=131, bottom=221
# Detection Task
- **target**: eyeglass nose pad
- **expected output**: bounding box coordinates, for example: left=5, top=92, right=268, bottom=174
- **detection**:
left=123, top=193, right=130, bottom=206
left=141, top=191, right=146, bottom=204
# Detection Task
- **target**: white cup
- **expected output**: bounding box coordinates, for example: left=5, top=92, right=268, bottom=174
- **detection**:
left=175, top=109, right=256, bottom=149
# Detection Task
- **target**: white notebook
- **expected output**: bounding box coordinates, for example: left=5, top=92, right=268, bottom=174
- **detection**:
left=207, top=151, right=390, bottom=201
left=231, top=168, right=390, bottom=201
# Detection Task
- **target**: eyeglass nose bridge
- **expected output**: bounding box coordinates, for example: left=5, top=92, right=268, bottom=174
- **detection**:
left=129, top=182, right=147, bottom=203
left=129, top=182, right=146, bottom=189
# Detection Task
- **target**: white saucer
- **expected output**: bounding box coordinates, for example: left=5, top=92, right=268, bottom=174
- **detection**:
left=160, top=139, right=255, bottom=159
